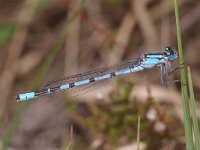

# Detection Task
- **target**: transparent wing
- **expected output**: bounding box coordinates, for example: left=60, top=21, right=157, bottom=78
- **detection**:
left=60, top=78, right=112, bottom=98
left=42, top=78, right=112, bottom=101
left=44, top=58, right=141, bottom=88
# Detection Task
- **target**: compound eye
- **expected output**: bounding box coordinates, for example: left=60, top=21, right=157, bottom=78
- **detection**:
left=165, top=47, right=170, bottom=51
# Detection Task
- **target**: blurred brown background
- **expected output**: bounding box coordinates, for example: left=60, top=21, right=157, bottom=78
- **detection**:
left=0, top=0, right=199, bottom=149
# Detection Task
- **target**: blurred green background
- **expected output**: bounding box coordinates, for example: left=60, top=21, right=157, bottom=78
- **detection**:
left=0, top=0, right=199, bottom=149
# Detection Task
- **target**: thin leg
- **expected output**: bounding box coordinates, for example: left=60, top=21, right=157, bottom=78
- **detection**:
left=161, top=79, right=180, bottom=85
left=168, top=63, right=184, bottom=76
left=168, top=66, right=179, bottom=75
left=168, top=62, right=185, bottom=85
left=160, top=63, right=179, bottom=85
left=163, top=63, right=167, bottom=83
left=167, top=62, right=172, bottom=72
left=159, top=64, right=164, bottom=85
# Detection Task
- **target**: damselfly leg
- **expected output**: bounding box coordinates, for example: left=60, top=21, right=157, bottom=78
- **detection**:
left=159, top=64, right=166, bottom=85
left=168, top=63, right=184, bottom=75
left=159, top=63, right=179, bottom=85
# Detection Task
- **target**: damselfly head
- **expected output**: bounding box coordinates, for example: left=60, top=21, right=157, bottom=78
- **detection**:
left=164, top=47, right=177, bottom=62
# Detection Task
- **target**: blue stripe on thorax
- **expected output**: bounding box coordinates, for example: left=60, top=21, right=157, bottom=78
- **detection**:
left=142, top=54, right=165, bottom=68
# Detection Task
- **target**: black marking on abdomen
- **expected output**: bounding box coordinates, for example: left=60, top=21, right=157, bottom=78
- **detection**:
left=50, top=86, right=60, bottom=92
left=89, top=78, right=95, bottom=83
left=69, top=83, right=75, bottom=88
left=35, top=89, right=48, bottom=96
left=110, top=72, right=116, bottom=77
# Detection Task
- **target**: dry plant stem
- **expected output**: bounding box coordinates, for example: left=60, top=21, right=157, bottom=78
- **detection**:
left=65, top=125, right=74, bottom=149
left=160, top=0, right=171, bottom=48
left=84, top=0, right=110, bottom=65
left=109, top=13, right=136, bottom=65
left=151, top=0, right=185, bottom=21
left=64, top=1, right=81, bottom=75
left=0, top=0, right=39, bottom=121
left=63, top=0, right=185, bottom=65
left=132, top=0, right=158, bottom=50
left=18, top=32, right=59, bottom=76
left=64, top=0, right=134, bottom=57
left=86, top=0, right=135, bottom=65
left=18, top=49, right=47, bottom=76
left=80, top=0, right=103, bottom=68
left=85, top=0, right=106, bottom=25
left=79, top=32, right=103, bottom=68
left=110, top=0, right=184, bottom=62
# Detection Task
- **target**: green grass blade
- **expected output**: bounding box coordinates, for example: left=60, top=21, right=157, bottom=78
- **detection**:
left=173, top=0, right=194, bottom=149
left=137, top=115, right=140, bottom=150
left=188, top=67, right=200, bottom=150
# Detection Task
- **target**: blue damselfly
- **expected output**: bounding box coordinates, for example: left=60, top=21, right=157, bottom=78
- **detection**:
left=16, top=47, right=178, bottom=101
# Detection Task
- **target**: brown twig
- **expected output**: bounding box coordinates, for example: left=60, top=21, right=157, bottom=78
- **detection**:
left=109, top=12, right=136, bottom=65
left=62, top=0, right=134, bottom=55
left=132, top=0, right=158, bottom=50
left=0, top=0, right=40, bottom=121
left=160, top=0, right=171, bottom=49
left=64, top=0, right=81, bottom=75
left=65, top=125, right=74, bottom=149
